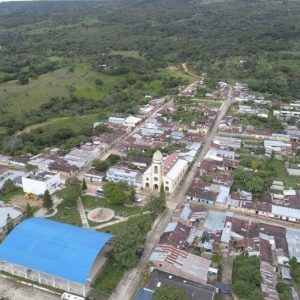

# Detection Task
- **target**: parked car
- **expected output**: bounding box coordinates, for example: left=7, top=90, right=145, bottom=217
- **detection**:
left=133, top=196, right=142, bottom=202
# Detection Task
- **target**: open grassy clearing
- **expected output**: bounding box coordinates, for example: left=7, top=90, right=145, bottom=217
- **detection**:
left=110, top=50, right=140, bottom=58
left=17, top=114, right=100, bottom=135
left=0, top=58, right=197, bottom=115
left=163, top=68, right=199, bottom=83
left=49, top=202, right=82, bottom=227
left=81, top=195, right=145, bottom=217
left=0, top=66, right=87, bottom=113
left=239, top=157, right=299, bottom=189
left=0, top=187, right=24, bottom=203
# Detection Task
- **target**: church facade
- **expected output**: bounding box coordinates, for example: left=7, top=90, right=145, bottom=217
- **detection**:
left=142, top=150, right=188, bottom=194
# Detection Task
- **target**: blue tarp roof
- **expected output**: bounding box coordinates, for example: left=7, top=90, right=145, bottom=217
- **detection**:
left=0, top=218, right=114, bottom=284
left=134, top=289, right=154, bottom=300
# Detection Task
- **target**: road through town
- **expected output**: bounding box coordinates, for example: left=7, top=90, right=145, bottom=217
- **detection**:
left=109, top=79, right=232, bottom=300
left=174, top=85, right=233, bottom=203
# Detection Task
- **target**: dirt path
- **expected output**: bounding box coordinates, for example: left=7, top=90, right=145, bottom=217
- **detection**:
left=181, top=62, right=201, bottom=78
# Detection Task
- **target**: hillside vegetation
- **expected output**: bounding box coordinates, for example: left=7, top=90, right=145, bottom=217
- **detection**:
left=0, top=0, right=299, bottom=154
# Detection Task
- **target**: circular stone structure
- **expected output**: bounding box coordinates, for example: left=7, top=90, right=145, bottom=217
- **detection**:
left=87, top=208, right=114, bottom=223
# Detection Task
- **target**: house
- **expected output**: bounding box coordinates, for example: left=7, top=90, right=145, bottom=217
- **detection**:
left=48, top=159, right=79, bottom=177
left=22, top=170, right=60, bottom=195
left=0, top=204, right=25, bottom=234
left=84, top=168, right=106, bottom=183
left=257, top=109, right=269, bottom=118
left=124, top=156, right=152, bottom=169
left=149, top=245, right=212, bottom=284
left=64, top=149, right=99, bottom=167
left=172, top=203, right=207, bottom=226
left=159, top=222, right=191, bottom=248
left=145, top=269, right=215, bottom=300
left=0, top=165, right=8, bottom=179
left=171, top=131, right=184, bottom=140
left=106, top=166, right=140, bottom=186
left=108, top=117, right=125, bottom=124
left=123, top=116, right=142, bottom=128
left=8, top=155, right=31, bottom=168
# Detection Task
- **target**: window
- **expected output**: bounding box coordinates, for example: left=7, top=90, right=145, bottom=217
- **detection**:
left=154, top=166, right=158, bottom=174
left=165, top=181, right=169, bottom=185
left=159, top=264, right=162, bottom=267
left=146, top=178, right=149, bottom=181
left=154, top=177, right=158, bottom=181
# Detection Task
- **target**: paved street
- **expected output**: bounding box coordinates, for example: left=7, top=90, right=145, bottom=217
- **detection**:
left=174, top=85, right=232, bottom=203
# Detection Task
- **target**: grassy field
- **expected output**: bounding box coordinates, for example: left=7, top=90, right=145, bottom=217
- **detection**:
left=239, top=157, right=299, bottom=189
left=0, top=59, right=197, bottom=115
left=18, top=113, right=100, bottom=135
left=92, top=255, right=126, bottom=294
left=0, top=187, right=24, bottom=203
left=99, top=222, right=127, bottom=235
left=163, top=68, right=199, bottom=84
left=81, top=195, right=145, bottom=217
left=110, top=50, right=140, bottom=58
left=0, top=66, right=88, bottom=113
left=100, top=213, right=156, bottom=235
left=49, top=202, right=82, bottom=227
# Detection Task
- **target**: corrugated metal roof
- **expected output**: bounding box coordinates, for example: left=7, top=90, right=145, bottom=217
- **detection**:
left=0, top=218, right=113, bottom=284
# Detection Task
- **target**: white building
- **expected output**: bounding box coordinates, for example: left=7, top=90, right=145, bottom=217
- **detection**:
left=108, top=117, right=125, bottom=124
left=142, top=151, right=188, bottom=193
left=64, top=149, right=99, bottom=167
left=123, top=116, right=142, bottom=128
left=22, top=170, right=60, bottom=195
left=106, top=166, right=140, bottom=186
left=85, top=168, right=105, bottom=183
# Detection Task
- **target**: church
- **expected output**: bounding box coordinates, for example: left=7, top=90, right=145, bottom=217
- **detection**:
left=142, top=150, right=188, bottom=194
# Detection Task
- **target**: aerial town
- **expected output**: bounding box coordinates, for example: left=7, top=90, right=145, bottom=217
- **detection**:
left=0, top=73, right=299, bottom=300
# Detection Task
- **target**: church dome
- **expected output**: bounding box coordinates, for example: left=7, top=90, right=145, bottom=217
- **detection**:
left=152, top=150, right=163, bottom=163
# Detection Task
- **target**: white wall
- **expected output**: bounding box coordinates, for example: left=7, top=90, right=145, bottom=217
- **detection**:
left=22, top=173, right=60, bottom=195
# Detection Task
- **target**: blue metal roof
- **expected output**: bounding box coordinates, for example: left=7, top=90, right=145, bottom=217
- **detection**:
left=134, top=289, right=154, bottom=300
left=0, top=218, right=114, bottom=284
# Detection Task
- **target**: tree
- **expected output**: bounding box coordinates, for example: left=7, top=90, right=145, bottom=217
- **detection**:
left=160, top=183, right=165, bottom=198
left=6, top=213, right=14, bottom=235
left=289, top=257, right=300, bottom=282
left=249, top=288, right=265, bottom=300
left=152, top=285, right=188, bottom=300
left=102, top=182, right=128, bottom=204
left=202, top=175, right=213, bottom=183
left=57, top=177, right=82, bottom=208
left=68, top=66, right=75, bottom=73
left=17, top=73, right=29, bottom=85
left=112, top=225, right=143, bottom=267
left=112, top=214, right=153, bottom=267
left=95, top=78, right=103, bottom=86
left=129, top=187, right=136, bottom=200
left=25, top=203, right=34, bottom=219
left=82, top=178, right=87, bottom=191
left=3, top=179, right=17, bottom=193
left=146, top=196, right=166, bottom=215
left=43, top=190, right=54, bottom=210
left=232, top=280, right=249, bottom=299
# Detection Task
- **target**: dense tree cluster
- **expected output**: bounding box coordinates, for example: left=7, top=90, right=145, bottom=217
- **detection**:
left=102, top=181, right=129, bottom=204
left=92, top=154, right=121, bottom=172
left=112, top=214, right=153, bottom=267
left=232, top=255, right=264, bottom=300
